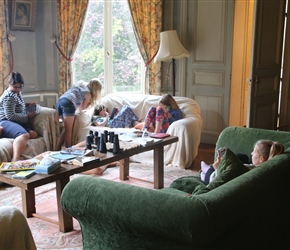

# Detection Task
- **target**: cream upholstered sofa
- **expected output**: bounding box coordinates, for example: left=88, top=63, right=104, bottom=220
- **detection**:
left=0, top=107, right=59, bottom=164
left=72, top=93, right=203, bottom=169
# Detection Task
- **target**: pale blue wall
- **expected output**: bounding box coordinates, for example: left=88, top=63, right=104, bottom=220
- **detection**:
left=9, top=0, right=58, bottom=107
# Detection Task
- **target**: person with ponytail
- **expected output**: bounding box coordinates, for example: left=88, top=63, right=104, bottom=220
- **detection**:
left=201, top=139, right=285, bottom=185
left=56, top=78, right=102, bottom=149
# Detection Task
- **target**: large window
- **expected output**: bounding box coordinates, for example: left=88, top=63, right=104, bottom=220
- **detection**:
left=73, top=0, right=143, bottom=94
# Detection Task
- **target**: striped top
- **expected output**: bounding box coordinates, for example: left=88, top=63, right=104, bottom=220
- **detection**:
left=59, top=85, right=89, bottom=109
left=0, top=89, right=28, bottom=123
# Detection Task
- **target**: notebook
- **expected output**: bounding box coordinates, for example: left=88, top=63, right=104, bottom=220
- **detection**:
left=150, top=133, right=170, bottom=139
left=50, top=153, right=76, bottom=161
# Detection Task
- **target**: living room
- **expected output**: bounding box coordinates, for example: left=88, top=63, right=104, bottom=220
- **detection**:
left=1, top=0, right=290, bottom=143
left=1, top=0, right=290, bottom=249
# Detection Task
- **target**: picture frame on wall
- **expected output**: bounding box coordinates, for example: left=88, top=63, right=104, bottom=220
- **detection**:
left=11, top=0, right=37, bottom=31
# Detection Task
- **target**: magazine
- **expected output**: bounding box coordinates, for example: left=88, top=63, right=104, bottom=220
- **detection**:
left=60, top=147, right=85, bottom=156
left=0, top=159, right=40, bottom=172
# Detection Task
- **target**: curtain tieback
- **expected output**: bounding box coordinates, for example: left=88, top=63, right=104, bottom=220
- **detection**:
left=145, top=50, right=158, bottom=67
left=53, top=41, right=73, bottom=62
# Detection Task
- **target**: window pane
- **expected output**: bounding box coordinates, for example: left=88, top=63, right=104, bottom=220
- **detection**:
left=112, top=1, right=142, bottom=92
left=73, top=1, right=142, bottom=93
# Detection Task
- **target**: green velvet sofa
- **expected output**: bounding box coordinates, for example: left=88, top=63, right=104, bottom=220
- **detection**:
left=61, top=126, right=290, bottom=249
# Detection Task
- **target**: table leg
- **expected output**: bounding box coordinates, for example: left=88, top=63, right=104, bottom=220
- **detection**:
left=21, top=189, right=36, bottom=217
left=120, top=158, right=130, bottom=180
left=56, top=177, right=73, bottom=233
left=153, top=146, right=164, bottom=189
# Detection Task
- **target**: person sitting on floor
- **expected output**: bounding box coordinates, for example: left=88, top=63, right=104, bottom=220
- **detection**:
left=71, top=140, right=119, bottom=176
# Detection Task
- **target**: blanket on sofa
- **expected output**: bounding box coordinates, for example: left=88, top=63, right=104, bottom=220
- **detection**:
left=0, top=107, right=59, bottom=163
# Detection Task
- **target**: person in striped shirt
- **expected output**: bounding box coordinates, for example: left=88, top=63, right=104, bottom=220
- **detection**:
left=0, top=72, right=38, bottom=162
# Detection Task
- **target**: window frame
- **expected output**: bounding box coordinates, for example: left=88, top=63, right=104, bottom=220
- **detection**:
left=73, top=0, right=145, bottom=95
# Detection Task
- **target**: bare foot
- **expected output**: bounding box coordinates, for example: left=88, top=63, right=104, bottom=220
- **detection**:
left=82, top=161, right=120, bottom=175
left=82, top=165, right=107, bottom=175
left=11, top=157, right=20, bottom=162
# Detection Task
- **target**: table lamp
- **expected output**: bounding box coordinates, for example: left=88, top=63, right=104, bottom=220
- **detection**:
left=154, top=30, right=190, bottom=96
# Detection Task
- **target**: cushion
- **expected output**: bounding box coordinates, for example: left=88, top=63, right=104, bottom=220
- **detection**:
left=169, top=176, right=205, bottom=193
left=192, top=148, right=250, bottom=194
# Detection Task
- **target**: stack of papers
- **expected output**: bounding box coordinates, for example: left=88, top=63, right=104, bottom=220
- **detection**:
left=51, top=153, right=76, bottom=161
left=132, top=137, right=162, bottom=146
left=60, top=147, right=85, bottom=156
left=70, top=156, right=100, bottom=166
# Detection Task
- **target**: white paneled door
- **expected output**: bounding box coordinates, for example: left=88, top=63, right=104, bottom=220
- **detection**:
left=187, top=0, right=234, bottom=144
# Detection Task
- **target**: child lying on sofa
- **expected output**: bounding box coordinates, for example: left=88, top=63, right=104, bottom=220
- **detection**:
left=92, top=104, right=139, bottom=128
left=201, top=139, right=285, bottom=185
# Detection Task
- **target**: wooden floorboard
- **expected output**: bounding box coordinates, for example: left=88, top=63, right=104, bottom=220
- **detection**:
left=190, top=143, right=216, bottom=171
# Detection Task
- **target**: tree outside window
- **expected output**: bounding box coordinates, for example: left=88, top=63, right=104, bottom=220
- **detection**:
left=73, top=0, right=143, bottom=94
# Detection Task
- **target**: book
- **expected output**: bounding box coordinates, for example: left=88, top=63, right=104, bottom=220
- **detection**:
left=150, top=133, right=170, bottom=139
left=60, top=147, right=85, bottom=156
left=34, top=157, right=61, bottom=174
left=12, top=170, right=36, bottom=179
left=0, top=159, right=40, bottom=172
left=70, top=156, right=101, bottom=166
left=50, top=153, right=76, bottom=161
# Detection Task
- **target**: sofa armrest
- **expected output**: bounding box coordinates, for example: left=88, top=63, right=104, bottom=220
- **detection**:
left=31, top=106, right=60, bottom=151
left=166, top=116, right=202, bottom=168
left=61, top=176, right=209, bottom=249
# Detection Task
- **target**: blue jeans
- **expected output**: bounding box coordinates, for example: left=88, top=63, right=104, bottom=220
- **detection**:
left=56, top=97, right=76, bottom=117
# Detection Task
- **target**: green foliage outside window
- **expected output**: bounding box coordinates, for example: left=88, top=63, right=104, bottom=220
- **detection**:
left=74, top=1, right=142, bottom=92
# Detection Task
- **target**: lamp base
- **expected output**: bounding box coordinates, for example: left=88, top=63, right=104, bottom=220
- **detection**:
left=172, top=59, right=176, bottom=96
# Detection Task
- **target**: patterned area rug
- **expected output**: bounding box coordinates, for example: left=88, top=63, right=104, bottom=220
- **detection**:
left=0, top=163, right=195, bottom=250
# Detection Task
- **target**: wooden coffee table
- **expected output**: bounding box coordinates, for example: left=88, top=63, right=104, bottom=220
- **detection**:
left=0, top=136, right=178, bottom=232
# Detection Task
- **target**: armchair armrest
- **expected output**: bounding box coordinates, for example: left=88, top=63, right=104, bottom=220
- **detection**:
left=31, top=106, right=60, bottom=151
left=61, top=176, right=209, bottom=249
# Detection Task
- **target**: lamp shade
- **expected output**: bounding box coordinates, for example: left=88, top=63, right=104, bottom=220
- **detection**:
left=154, top=30, right=190, bottom=62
